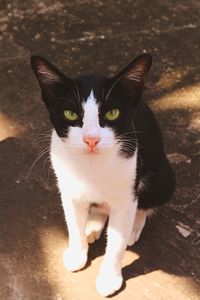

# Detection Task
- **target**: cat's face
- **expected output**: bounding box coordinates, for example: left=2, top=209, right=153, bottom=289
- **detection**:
left=31, top=54, right=152, bottom=157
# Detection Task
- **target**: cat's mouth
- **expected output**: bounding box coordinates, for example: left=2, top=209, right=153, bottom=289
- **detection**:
left=82, top=142, right=114, bottom=155
left=85, top=147, right=99, bottom=155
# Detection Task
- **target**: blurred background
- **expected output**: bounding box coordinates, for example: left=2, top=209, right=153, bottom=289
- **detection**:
left=0, top=1, right=200, bottom=299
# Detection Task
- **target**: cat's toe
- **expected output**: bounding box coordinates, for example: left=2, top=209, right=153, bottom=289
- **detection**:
left=96, top=272, right=123, bottom=297
left=63, top=248, right=88, bottom=272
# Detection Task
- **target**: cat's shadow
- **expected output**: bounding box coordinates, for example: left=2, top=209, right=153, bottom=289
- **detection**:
left=86, top=209, right=197, bottom=296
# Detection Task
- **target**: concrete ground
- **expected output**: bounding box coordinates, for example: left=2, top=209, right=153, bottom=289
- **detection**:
left=0, top=1, right=200, bottom=299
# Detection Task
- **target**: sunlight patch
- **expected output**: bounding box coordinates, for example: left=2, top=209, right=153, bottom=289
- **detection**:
left=188, top=111, right=200, bottom=131
left=156, top=67, right=188, bottom=90
left=0, top=112, right=24, bottom=141
left=38, top=226, right=69, bottom=299
left=38, top=226, right=200, bottom=299
left=125, top=270, right=200, bottom=300
left=152, top=82, right=200, bottom=111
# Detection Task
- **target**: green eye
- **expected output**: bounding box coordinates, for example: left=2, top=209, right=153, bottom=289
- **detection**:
left=105, top=109, right=120, bottom=121
left=64, top=110, right=78, bottom=121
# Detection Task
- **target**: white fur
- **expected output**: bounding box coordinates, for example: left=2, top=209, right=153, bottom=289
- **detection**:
left=50, top=90, right=138, bottom=296
left=128, top=209, right=147, bottom=246
left=82, top=90, right=101, bottom=138
left=128, top=208, right=154, bottom=246
left=85, top=206, right=108, bottom=244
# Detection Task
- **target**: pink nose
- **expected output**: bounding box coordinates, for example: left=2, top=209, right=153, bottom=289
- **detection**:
left=83, top=136, right=100, bottom=149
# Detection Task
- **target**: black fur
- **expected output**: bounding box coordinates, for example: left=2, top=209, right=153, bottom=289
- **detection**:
left=31, top=54, right=175, bottom=209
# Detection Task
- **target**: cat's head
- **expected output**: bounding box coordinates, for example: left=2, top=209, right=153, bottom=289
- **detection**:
left=31, top=54, right=152, bottom=157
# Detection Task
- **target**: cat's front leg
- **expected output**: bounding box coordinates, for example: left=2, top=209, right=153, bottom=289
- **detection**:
left=62, top=197, right=89, bottom=272
left=96, top=196, right=137, bottom=297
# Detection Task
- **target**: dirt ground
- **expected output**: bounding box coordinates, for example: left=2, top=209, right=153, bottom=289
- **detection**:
left=0, top=1, right=200, bottom=299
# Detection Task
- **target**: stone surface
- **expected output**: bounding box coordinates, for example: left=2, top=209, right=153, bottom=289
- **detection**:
left=0, top=1, right=200, bottom=299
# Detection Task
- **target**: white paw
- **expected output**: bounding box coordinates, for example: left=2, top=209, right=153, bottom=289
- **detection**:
left=96, top=272, right=123, bottom=297
left=85, top=213, right=107, bottom=244
left=63, top=248, right=87, bottom=272
left=127, top=227, right=142, bottom=246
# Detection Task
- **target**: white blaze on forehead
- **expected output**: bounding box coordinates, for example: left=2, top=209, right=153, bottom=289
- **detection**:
left=82, top=90, right=100, bottom=137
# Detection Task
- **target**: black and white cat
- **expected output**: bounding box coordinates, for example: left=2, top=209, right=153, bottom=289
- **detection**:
left=31, top=54, right=175, bottom=297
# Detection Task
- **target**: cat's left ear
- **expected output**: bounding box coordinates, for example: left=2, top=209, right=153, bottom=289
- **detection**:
left=31, top=56, right=66, bottom=88
left=113, top=53, right=152, bottom=88
left=31, top=56, right=74, bottom=106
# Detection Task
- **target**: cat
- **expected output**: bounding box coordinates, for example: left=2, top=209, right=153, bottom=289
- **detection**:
left=31, top=53, right=175, bottom=297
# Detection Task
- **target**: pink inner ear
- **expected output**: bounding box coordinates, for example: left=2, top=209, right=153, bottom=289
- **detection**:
left=37, top=64, right=62, bottom=84
left=106, top=55, right=151, bottom=100
left=119, top=54, right=152, bottom=86
left=126, top=66, right=145, bottom=83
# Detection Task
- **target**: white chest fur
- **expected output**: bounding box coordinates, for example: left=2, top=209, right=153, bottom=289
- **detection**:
left=50, top=130, right=138, bottom=205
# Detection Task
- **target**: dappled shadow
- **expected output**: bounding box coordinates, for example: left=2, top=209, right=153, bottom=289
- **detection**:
left=1, top=0, right=200, bottom=127
left=0, top=115, right=199, bottom=299
left=0, top=137, right=61, bottom=299
left=0, top=0, right=200, bottom=298
left=87, top=204, right=200, bottom=297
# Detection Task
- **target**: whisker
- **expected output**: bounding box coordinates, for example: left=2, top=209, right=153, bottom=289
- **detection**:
left=73, top=81, right=83, bottom=111
left=73, top=81, right=81, bottom=103
left=104, top=74, right=126, bottom=101
left=116, top=130, right=144, bottom=137
left=32, top=129, right=52, bottom=136
left=117, top=138, right=146, bottom=152
left=26, top=147, right=50, bottom=179
left=43, top=155, right=51, bottom=170
left=56, top=97, right=78, bottom=106
left=32, top=138, right=51, bottom=146
left=102, top=82, right=105, bottom=102
left=32, top=130, right=52, bottom=146
left=48, top=163, right=53, bottom=180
